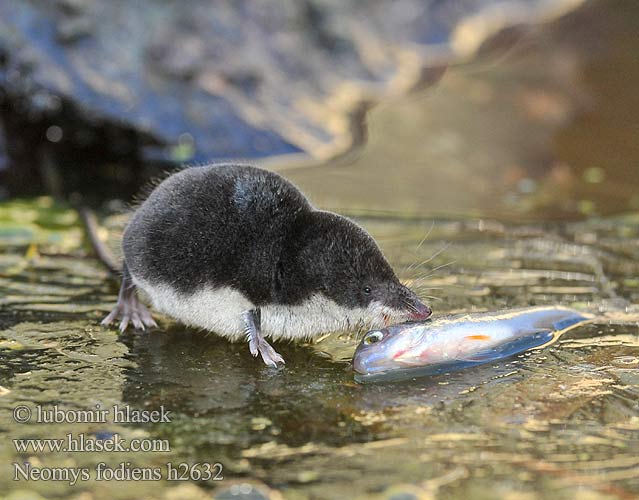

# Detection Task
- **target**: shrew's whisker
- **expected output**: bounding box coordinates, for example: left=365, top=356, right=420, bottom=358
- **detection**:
left=418, top=260, right=457, bottom=280
left=407, top=241, right=452, bottom=272
left=401, top=220, right=436, bottom=275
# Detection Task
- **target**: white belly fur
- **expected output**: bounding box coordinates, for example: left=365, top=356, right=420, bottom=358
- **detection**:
left=133, top=278, right=375, bottom=341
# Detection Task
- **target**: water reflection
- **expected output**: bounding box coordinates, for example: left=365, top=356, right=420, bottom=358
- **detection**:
left=284, top=1, right=639, bottom=221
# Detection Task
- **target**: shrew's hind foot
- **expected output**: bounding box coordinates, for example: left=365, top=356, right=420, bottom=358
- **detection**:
left=243, top=309, right=285, bottom=367
left=102, top=295, right=157, bottom=332
left=102, top=264, right=157, bottom=332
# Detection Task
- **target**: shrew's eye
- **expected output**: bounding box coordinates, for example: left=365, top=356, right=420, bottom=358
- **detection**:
left=363, top=286, right=372, bottom=295
left=363, top=330, right=383, bottom=345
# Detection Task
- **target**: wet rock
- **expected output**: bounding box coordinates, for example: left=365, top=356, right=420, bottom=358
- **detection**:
left=213, top=481, right=283, bottom=500
left=0, top=119, right=8, bottom=198
left=0, top=0, right=584, bottom=199
left=55, top=16, right=94, bottom=44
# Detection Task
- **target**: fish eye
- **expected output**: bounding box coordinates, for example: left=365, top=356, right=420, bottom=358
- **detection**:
left=363, top=286, right=372, bottom=295
left=363, top=330, right=384, bottom=345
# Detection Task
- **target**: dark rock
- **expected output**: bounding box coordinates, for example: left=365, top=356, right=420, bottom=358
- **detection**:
left=0, top=0, right=584, bottom=200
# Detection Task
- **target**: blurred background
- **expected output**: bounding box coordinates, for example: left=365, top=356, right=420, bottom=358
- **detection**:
left=2, top=0, right=636, bottom=221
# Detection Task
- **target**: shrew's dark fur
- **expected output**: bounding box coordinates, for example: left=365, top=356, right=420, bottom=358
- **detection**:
left=124, top=164, right=421, bottom=311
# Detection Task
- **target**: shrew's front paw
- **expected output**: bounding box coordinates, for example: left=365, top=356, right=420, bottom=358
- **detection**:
left=249, top=337, right=285, bottom=367
left=243, top=308, right=285, bottom=367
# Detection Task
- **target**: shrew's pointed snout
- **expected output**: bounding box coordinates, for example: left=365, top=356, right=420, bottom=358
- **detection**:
left=399, top=285, right=432, bottom=321
left=410, top=300, right=432, bottom=321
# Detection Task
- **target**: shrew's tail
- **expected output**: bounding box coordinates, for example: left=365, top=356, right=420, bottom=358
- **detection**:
left=76, top=205, right=120, bottom=276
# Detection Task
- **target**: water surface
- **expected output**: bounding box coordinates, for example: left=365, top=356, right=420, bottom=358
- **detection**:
left=1, top=200, right=638, bottom=499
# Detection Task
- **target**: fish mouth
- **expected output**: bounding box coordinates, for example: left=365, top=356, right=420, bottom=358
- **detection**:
left=352, top=355, right=368, bottom=375
left=353, top=354, right=390, bottom=376
left=352, top=344, right=387, bottom=375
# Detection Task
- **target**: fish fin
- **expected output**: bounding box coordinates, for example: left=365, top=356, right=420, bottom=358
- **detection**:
left=460, top=329, right=554, bottom=363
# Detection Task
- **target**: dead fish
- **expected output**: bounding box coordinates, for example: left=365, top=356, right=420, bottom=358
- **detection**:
left=353, top=306, right=592, bottom=383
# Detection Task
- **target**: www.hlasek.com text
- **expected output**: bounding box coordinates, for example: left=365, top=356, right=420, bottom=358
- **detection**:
left=14, top=433, right=171, bottom=453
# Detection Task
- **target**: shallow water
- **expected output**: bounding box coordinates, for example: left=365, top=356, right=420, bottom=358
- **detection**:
left=1, top=200, right=638, bottom=499
left=2, top=1, right=639, bottom=499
